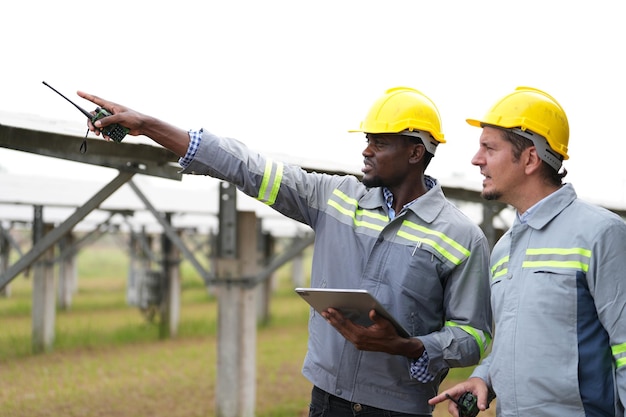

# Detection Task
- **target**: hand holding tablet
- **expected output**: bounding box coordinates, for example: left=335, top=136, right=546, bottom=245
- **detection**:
left=295, top=287, right=410, bottom=338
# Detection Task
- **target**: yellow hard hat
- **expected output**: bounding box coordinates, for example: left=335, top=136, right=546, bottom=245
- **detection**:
left=467, top=86, right=569, bottom=161
left=350, top=87, right=445, bottom=155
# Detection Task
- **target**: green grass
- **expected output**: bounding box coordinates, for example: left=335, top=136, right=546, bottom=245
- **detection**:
left=0, top=238, right=314, bottom=416
left=0, top=237, right=490, bottom=417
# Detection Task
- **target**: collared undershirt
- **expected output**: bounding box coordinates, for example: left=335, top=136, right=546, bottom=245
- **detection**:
left=517, top=198, right=545, bottom=224
left=181, top=129, right=435, bottom=383
left=179, top=129, right=203, bottom=168
left=383, top=176, right=435, bottom=220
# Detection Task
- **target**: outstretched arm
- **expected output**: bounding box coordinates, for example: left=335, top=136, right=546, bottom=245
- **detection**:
left=76, top=91, right=190, bottom=158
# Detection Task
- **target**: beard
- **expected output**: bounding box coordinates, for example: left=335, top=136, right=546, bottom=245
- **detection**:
left=481, top=189, right=502, bottom=201
left=362, top=175, right=382, bottom=188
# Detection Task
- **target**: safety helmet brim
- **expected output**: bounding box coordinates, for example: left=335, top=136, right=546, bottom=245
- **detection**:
left=466, top=118, right=482, bottom=128
left=349, top=87, right=446, bottom=153
left=465, top=87, right=569, bottom=161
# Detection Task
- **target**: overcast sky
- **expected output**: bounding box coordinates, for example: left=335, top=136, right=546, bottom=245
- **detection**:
left=1, top=0, right=625, bottom=208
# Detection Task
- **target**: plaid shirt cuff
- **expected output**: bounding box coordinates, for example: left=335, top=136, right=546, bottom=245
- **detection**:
left=409, top=350, right=435, bottom=383
left=179, top=128, right=202, bottom=168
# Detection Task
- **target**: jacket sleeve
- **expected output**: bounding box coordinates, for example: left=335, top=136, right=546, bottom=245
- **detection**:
left=180, top=129, right=355, bottom=228
left=470, top=350, right=492, bottom=385
left=418, top=231, right=493, bottom=377
left=590, top=215, right=626, bottom=411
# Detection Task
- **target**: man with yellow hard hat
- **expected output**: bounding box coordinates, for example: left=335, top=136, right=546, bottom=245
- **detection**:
left=77, top=86, right=492, bottom=416
left=430, top=87, right=626, bottom=416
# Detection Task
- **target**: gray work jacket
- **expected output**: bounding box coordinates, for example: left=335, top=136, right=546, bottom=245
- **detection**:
left=183, top=131, right=492, bottom=414
left=472, top=184, right=626, bottom=416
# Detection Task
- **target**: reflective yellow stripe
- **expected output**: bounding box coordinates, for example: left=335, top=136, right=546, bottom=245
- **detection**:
left=327, top=201, right=385, bottom=231
left=522, top=260, right=589, bottom=272
left=612, top=343, right=626, bottom=355
left=445, top=321, right=491, bottom=357
left=268, top=162, right=283, bottom=204
left=331, top=188, right=358, bottom=207
left=257, top=160, right=273, bottom=200
left=491, top=256, right=509, bottom=280
left=492, top=268, right=508, bottom=279
left=398, top=231, right=460, bottom=264
left=522, top=247, right=590, bottom=273
left=330, top=190, right=389, bottom=222
left=491, top=248, right=590, bottom=280
left=399, top=221, right=470, bottom=265
left=327, top=190, right=470, bottom=263
left=327, top=189, right=389, bottom=231
left=612, top=343, right=626, bottom=368
left=257, top=159, right=283, bottom=205
left=526, top=247, right=591, bottom=257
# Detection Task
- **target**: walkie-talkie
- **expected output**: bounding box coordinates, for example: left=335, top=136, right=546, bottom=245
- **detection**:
left=446, top=392, right=479, bottom=417
left=42, top=81, right=129, bottom=143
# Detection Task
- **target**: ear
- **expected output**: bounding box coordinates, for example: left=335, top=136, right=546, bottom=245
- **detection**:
left=524, top=146, right=543, bottom=175
left=409, top=143, right=426, bottom=164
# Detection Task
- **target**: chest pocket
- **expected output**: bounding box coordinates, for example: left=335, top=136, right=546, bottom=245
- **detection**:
left=524, top=268, right=579, bottom=318
left=382, top=243, right=447, bottom=336
left=394, top=226, right=468, bottom=296
left=406, top=242, right=448, bottom=285
left=491, top=247, right=590, bottom=319
left=522, top=247, right=590, bottom=312
left=380, top=241, right=446, bottom=296
left=397, top=219, right=470, bottom=275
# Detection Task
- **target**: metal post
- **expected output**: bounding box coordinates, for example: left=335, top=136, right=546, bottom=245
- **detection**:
left=32, top=207, right=56, bottom=354
left=215, top=182, right=258, bottom=417
left=160, top=213, right=181, bottom=339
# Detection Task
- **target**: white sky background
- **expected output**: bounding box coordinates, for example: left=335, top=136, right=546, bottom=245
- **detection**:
left=1, top=0, right=625, bottom=208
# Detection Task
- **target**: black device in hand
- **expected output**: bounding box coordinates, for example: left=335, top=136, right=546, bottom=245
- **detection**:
left=446, top=392, right=479, bottom=417
left=42, top=81, right=129, bottom=142
left=89, top=106, right=129, bottom=142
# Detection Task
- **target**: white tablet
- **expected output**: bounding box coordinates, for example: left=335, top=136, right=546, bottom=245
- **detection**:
left=295, top=287, right=410, bottom=338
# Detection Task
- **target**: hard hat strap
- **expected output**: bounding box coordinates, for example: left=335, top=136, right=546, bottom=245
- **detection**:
left=400, top=130, right=439, bottom=156
left=511, top=128, right=563, bottom=171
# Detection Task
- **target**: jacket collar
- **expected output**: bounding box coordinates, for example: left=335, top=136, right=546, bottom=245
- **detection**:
left=359, top=176, right=446, bottom=224
left=525, top=183, right=577, bottom=229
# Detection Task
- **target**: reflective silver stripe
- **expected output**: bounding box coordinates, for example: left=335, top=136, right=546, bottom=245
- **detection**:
left=328, top=190, right=471, bottom=264
left=446, top=321, right=491, bottom=357
left=327, top=189, right=389, bottom=231
left=522, top=247, right=590, bottom=273
left=491, top=256, right=508, bottom=280
left=257, top=159, right=283, bottom=205
left=398, top=220, right=470, bottom=266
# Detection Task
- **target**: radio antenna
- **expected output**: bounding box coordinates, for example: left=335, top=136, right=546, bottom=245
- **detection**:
left=42, top=80, right=129, bottom=144
left=42, top=81, right=93, bottom=119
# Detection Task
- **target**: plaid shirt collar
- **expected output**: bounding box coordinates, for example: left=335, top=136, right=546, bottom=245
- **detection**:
left=383, top=176, right=435, bottom=219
